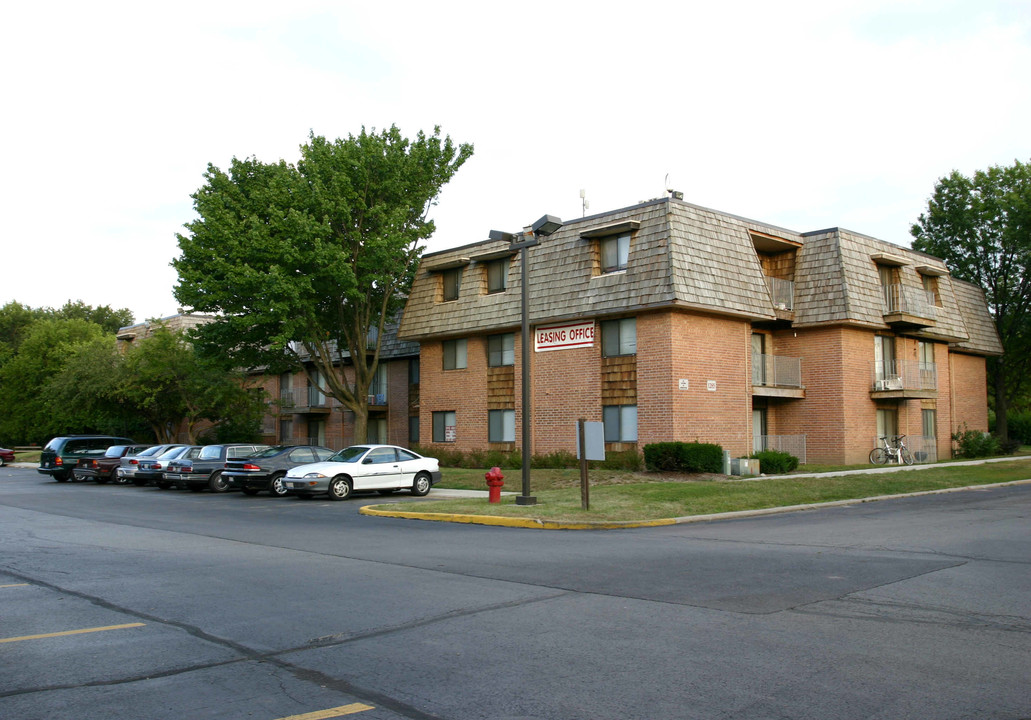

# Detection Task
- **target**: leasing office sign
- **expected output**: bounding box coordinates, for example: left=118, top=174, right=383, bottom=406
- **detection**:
left=535, top=321, right=595, bottom=352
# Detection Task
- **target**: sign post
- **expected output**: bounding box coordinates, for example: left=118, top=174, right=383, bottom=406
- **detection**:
left=576, top=419, right=605, bottom=511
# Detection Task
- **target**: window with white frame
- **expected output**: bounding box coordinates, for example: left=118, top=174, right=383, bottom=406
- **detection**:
left=601, top=317, right=637, bottom=357
left=432, top=411, right=456, bottom=443
left=603, top=405, right=638, bottom=443
left=443, top=339, right=467, bottom=370
left=488, top=409, right=515, bottom=443
left=601, top=233, right=631, bottom=273
left=488, top=333, right=515, bottom=367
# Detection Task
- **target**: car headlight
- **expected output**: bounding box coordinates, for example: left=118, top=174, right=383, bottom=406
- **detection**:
left=302, top=472, right=327, bottom=479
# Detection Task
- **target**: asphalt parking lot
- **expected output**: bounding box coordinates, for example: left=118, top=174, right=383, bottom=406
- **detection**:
left=2, top=465, right=1030, bottom=720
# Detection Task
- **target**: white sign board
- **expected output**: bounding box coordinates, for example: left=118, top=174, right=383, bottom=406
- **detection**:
left=535, top=321, right=595, bottom=352
left=575, top=421, right=606, bottom=461
left=678, top=379, right=689, bottom=390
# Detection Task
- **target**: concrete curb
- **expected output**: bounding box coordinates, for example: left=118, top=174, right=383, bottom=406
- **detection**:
left=358, top=478, right=1031, bottom=530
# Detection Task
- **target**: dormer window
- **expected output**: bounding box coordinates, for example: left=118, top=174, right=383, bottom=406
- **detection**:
left=581, top=219, right=640, bottom=276
left=442, top=268, right=462, bottom=302
left=601, top=234, right=631, bottom=273
left=487, top=258, right=509, bottom=293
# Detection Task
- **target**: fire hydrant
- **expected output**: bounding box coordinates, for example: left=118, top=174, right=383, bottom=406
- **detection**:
left=485, top=466, right=505, bottom=503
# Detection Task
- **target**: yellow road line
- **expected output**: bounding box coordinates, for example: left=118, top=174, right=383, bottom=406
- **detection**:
left=275, top=704, right=375, bottom=720
left=0, top=623, right=145, bottom=644
left=0, top=583, right=30, bottom=588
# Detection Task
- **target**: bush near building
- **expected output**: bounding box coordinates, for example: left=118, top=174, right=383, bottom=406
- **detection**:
left=749, top=449, right=800, bottom=474
left=643, top=442, right=723, bottom=473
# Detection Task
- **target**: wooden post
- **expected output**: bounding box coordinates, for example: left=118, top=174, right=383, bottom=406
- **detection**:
left=578, top=418, right=589, bottom=510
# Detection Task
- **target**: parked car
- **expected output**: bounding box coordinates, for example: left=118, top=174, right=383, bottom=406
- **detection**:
left=0, top=447, right=15, bottom=466
left=135, top=445, right=200, bottom=487
left=283, top=444, right=441, bottom=500
left=38, top=435, right=136, bottom=482
left=165, top=444, right=269, bottom=493
left=115, top=444, right=185, bottom=484
left=72, top=444, right=154, bottom=483
left=223, top=445, right=335, bottom=497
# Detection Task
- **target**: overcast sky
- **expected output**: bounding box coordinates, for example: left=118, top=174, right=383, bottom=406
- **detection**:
left=2, top=0, right=1029, bottom=323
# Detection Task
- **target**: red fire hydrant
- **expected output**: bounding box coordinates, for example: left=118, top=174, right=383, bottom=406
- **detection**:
left=485, top=466, right=505, bottom=503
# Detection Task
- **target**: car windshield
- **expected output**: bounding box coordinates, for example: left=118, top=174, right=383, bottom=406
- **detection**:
left=327, top=446, right=371, bottom=463
left=139, top=445, right=172, bottom=458
left=157, top=446, right=189, bottom=459
left=104, top=446, right=128, bottom=457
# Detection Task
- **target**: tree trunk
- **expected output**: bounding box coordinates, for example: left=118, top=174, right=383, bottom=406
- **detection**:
left=994, top=359, right=1009, bottom=441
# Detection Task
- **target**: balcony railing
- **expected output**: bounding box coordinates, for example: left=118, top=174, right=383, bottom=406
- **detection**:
left=752, top=353, right=802, bottom=388
left=882, top=284, right=936, bottom=321
left=870, top=359, right=937, bottom=392
left=279, top=387, right=331, bottom=408
left=366, top=393, right=388, bottom=406
left=765, top=276, right=794, bottom=311
left=754, top=434, right=807, bottom=464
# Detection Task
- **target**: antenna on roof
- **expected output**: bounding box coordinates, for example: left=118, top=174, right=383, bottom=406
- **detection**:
left=580, top=188, right=589, bottom=217
left=665, top=173, right=684, bottom=201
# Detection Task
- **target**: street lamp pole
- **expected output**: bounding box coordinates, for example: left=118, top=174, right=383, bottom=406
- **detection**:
left=490, top=214, right=563, bottom=507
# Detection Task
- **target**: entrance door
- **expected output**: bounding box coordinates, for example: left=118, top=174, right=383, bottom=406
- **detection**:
left=752, top=408, right=767, bottom=454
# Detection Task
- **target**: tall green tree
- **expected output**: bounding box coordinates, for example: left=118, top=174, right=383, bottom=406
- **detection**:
left=0, top=318, right=109, bottom=443
left=911, top=159, right=1031, bottom=440
left=173, top=126, right=472, bottom=442
left=116, top=327, right=266, bottom=443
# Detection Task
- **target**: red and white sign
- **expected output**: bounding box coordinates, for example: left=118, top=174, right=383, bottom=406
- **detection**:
left=535, top=321, right=595, bottom=352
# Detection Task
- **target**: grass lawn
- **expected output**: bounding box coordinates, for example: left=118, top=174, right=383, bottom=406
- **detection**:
left=411, top=459, right=1031, bottom=523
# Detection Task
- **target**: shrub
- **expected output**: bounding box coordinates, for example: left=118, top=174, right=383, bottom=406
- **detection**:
left=749, top=449, right=799, bottom=474
left=1005, top=411, right=1031, bottom=446
left=951, top=426, right=1001, bottom=458
left=595, top=448, right=644, bottom=471
left=643, top=441, right=723, bottom=473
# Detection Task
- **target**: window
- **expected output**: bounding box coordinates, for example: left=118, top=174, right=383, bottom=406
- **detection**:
left=876, top=408, right=898, bottom=440
left=488, top=409, right=516, bottom=442
left=921, top=274, right=942, bottom=307
left=443, top=338, right=467, bottom=370
left=488, top=333, right=515, bottom=367
left=922, top=409, right=937, bottom=439
left=601, top=233, right=631, bottom=273
left=601, top=318, right=637, bottom=357
left=603, top=405, right=638, bottom=442
left=369, top=364, right=388, bottom=404
left=432, top=411, right=456, bottom=443
left=367, top=417, right=387, bottom=444
left=279, top=418, right=293, bottom=443
left=288, top=447, right=317, bottom=464
left=874, top=335, right=896, bottom=382
left=752, top=407, right=768, bottom=454
left=487, top=258, right=509, bottom=293
left=409, top=415, right=420, bottom=444
left=409, top=358, right=420, bottom=385
left=443, top=268, right=462, bottom=301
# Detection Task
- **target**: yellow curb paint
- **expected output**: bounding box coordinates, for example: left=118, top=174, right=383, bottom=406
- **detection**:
left=0, top=623, right=146, bottom=644
left=359, top=506, right=676, bottom=530
left=274, top=703, right=375, bottom=720
left=0, top=583, right=29, bottom=588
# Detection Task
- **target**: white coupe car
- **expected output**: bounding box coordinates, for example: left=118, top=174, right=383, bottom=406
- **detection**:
left=284, top=444, right=442, bottom=500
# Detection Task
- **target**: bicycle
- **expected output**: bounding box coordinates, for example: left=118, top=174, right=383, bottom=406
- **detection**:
left=869, top=435, right=914, bottom=465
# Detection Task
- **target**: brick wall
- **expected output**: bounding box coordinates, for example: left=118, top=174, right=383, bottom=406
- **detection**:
left=950, top=352, right=989, bottom=433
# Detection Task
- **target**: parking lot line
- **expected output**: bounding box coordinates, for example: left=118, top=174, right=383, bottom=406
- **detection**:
left=0, top=583, right=30, bottom=588
left=274, top=704, right=376, bottom=720
left=0, top=622, right=146, bottom=644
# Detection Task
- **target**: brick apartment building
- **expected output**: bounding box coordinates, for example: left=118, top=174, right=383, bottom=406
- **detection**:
left=252, top=323, right=421, bottom=449
left=397, top=196, right=1002, bottom=465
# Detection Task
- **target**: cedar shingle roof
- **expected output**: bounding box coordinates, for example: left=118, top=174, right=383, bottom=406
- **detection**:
left=399, top=197, right=1001, bottom=356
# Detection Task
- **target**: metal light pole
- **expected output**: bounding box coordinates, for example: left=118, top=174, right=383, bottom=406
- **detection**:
left=489, top=214, right=562, bottom=506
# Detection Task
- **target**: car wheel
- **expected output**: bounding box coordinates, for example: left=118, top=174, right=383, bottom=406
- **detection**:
left=411, top=472, right=432, bottom=497
left=241, top=488, right=259, bottom=496
left=268, top=473, right=289, bottom=498
left=0, top=456, right=6, bottom=467
left=208, top=470, right=230, bottom=493
left=327, top=476, right=352, bottom=501
left=114, top=475, right=130, bottom=485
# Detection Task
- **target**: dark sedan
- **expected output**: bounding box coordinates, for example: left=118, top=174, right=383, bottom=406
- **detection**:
left=224, top=445, right=335, bottom=497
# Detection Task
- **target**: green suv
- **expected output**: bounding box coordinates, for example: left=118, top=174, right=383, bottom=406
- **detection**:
left=38, top=435, right=136, bottom=482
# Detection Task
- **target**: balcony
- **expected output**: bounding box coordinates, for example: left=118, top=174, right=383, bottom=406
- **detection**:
left=366, top=393, right=388, bottom=407
left=882, top=284, right=936, bottom=327
left=279, top=387, right=333, bottom=414
left=752, top=353, right=805, bottom=398
left=870, top=359, right=937, bottom=399
left=765, top=276, right=794, bottom=312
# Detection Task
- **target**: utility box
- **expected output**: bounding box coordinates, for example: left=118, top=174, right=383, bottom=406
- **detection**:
left=731, top=458, right=761, bottom=477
